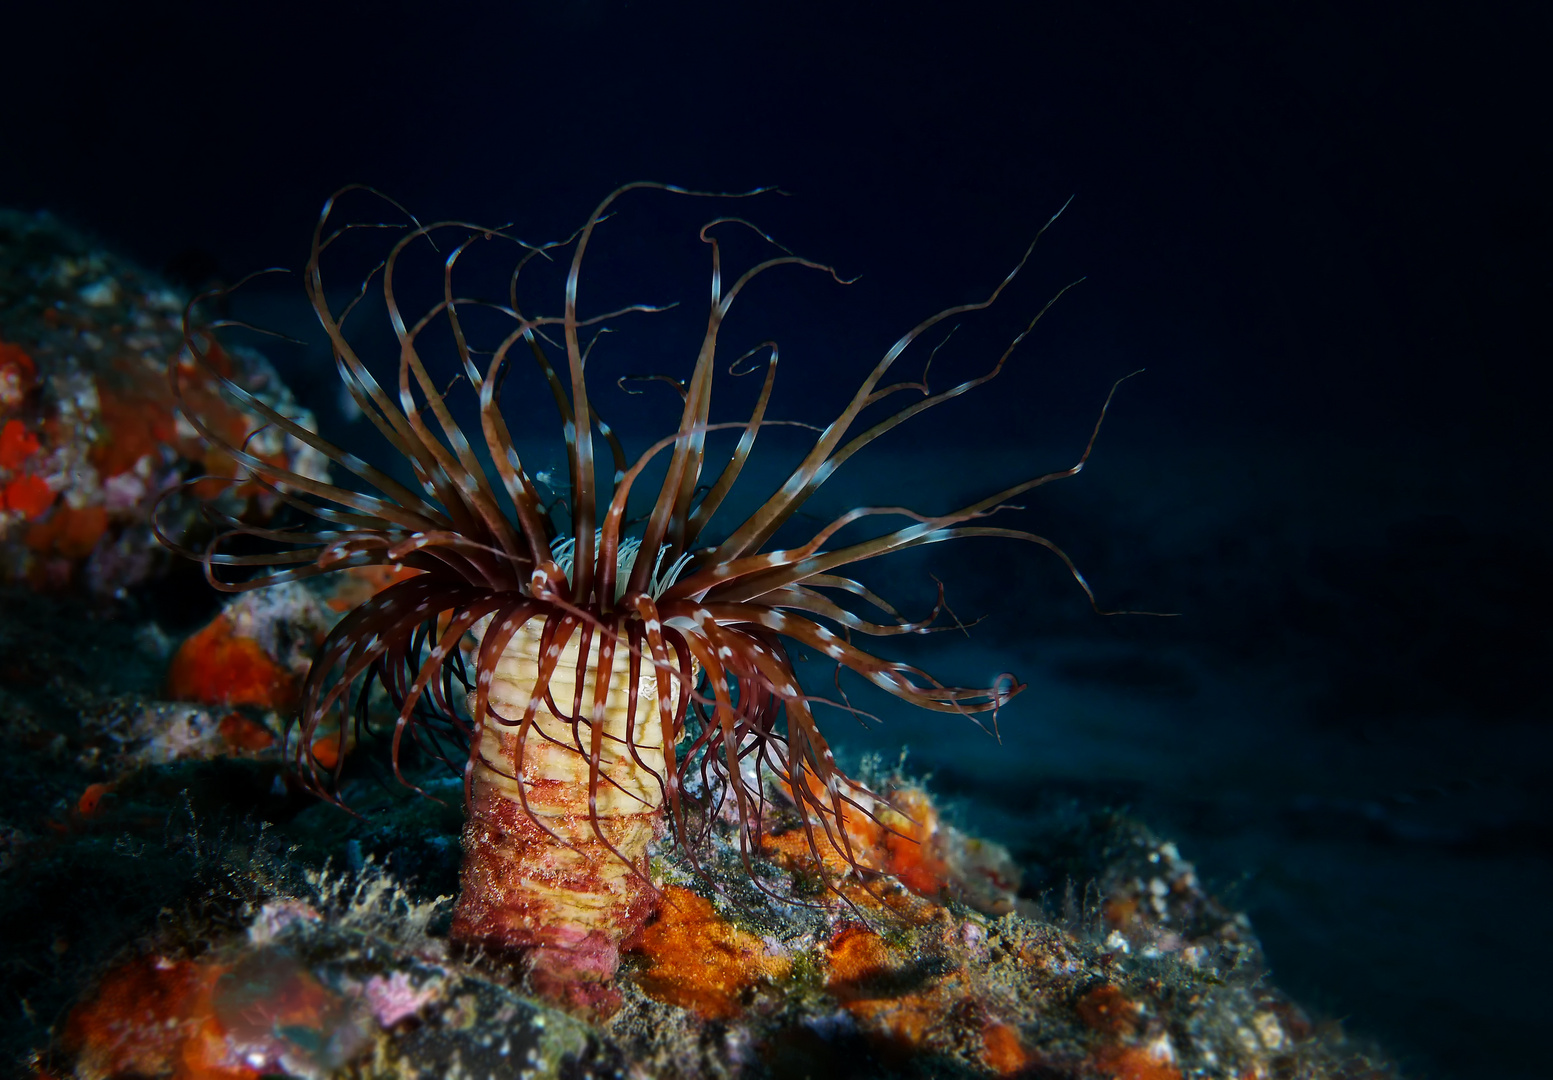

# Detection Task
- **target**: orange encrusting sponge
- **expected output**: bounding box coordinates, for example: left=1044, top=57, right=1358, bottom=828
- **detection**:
left=631, top=886, right=790, bottom=1019
left=166, top=614, right=300, bottom=710
left=0, top=417, right=56, bottom=520
left=765, top=776, right=954, bottom=901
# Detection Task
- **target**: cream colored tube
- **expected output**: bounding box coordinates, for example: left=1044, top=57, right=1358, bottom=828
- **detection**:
left=449, top=620, right=688, bottom=1001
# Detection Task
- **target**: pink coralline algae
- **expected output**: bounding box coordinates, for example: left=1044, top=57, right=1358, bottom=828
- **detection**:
left=361, top=971, right=443, bottom=1028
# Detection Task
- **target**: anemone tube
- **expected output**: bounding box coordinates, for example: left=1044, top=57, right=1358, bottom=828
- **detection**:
left=160, top=183, right=1127, bottom=1001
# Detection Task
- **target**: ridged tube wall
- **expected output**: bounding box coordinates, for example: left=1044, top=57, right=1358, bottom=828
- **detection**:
left=449, top=621, right=687, bottom=995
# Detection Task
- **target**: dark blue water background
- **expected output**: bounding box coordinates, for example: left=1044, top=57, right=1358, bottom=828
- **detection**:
left=3, top=3, right=1548, bottom=1076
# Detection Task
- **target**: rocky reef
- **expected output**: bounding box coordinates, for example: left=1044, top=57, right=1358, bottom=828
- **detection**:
left=2, top=582, right=1397, bottom=1079
left=0, top=212, right=1399, bottom=1079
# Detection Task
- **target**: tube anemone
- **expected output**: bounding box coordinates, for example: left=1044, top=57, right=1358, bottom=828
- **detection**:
left=160, top=184, right=1124, bottom=1007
